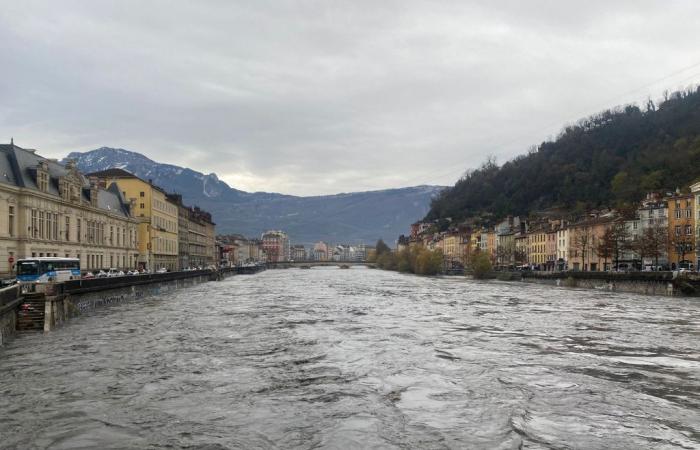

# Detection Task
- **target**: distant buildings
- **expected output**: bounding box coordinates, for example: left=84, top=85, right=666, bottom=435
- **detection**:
left=291, top=244, right=307, bottom=261
left=261, top=230, right=290, bottom=262
left=217, top=234, right=267, bottom=266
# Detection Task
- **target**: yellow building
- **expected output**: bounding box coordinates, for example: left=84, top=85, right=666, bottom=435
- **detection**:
left=527, top=227, right=548, bottom=269
left=89, top=169, right=179, bottom=271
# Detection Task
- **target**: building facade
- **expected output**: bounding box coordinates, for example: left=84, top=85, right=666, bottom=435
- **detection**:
left=666, top=192, right=694, bottom=269
left=262, top=230, right=290, bottom=262
left=167, top=194, right=216, bottom=269
left=0, top=143, right=139, bottom=276
left=89, top=169, right=179, bottom=271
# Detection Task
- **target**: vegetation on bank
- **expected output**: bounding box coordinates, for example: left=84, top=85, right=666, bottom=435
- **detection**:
left=470, top=252, right=493, bottom=279
left=370, top=239, right=444, bottom=275
left=426, top=87, right=700, bottom=227
left=370, top=239, right=494, bottom=278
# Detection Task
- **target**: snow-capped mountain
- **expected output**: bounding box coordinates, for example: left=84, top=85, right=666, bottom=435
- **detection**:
left=63, top=147, right=444, bottom=244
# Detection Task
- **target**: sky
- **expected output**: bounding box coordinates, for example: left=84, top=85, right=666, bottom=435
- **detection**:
left=1, top=1, right=700, bottom=196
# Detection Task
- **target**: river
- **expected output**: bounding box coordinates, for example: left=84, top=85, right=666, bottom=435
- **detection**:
left=1, top=267, right=699, bottom=449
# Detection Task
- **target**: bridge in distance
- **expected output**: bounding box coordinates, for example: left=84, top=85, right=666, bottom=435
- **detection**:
left=266, top=261, right=371, bottom=269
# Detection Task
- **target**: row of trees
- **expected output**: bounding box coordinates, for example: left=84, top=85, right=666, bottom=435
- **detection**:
left=373, top=243, right=445, bottom=275
left=572, top=221, right=693, bottom=270
left=371, top=239, right=495, bottom=277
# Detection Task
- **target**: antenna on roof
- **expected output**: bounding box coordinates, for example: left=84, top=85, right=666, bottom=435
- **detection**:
left=10, top=137, right=13, bottom=145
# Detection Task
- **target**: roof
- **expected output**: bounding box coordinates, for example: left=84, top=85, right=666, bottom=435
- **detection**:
left=0, top=142, right=130, bottom=218
left=87, top=168, right=169, bottom=195
left=0, top=143, right=81, bottom=196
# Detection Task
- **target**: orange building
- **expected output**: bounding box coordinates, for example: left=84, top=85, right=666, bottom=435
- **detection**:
left=666, top=192, right=695, bottom=269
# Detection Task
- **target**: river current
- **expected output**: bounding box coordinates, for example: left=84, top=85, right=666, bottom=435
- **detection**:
left=1, top=267, right=699, bottom=449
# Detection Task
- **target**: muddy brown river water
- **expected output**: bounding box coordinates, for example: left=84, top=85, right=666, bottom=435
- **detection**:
left=1, top=267, right=699, bottom=449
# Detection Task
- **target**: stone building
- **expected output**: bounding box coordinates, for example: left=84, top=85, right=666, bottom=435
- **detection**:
left=0, top=142, right=139, bottom=276
left=88, top=169, right=179, bottom=271
left=262, top=230, right=290, bottom=262
left=167, top=194, right=216, bottom=269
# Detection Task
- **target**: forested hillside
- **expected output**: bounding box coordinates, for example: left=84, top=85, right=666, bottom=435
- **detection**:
left=426, top=87, right=700, bottom=225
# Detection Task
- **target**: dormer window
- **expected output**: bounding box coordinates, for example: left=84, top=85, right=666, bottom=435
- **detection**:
left=38, top=170, right=49, bottom=192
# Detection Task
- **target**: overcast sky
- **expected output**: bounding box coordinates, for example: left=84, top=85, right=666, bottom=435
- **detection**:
left=1, top=1, right=699, bottom=195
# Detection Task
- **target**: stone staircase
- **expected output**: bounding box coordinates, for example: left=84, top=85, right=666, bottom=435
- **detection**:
left=16, top=293, right=45, bottom=332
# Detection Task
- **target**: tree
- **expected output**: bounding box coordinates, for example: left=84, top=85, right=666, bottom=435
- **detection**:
left=471, top=252, right=493, bottom=279
left=375, top=239, right=391, bottom=257
left=572, top=226, right=592, bottom=271
left=639, top=225, right=667, bottom=268
left=671, top=232, right=694, bottom=267
left=596, top=227, right=615, bottom=271
left=415, top=248, right=443, bottom=275
left=610, top=221, right=631, bottom=269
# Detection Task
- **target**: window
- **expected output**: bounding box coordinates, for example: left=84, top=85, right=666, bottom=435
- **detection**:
left=686, top=225, right=692, bottom=235
left=140, top=191, right=145, bottom=197
left=676, top=210, right=682, bottom=219
left=77, top=218, right=82, bottom=242
left=140, top=203, right=145, bottom=209
left=65, top=216, right=70, bottom=241
left=8, top=205, right=14, bottom=237
left=676, top=225, right=681, bottom=236
left=687, top=209, right=692, bottom=219
left=110, top=226, right=114, bottom=244
left=38, top=211, right=45, bottom=238
left=38, top=171, right=49, bottom=192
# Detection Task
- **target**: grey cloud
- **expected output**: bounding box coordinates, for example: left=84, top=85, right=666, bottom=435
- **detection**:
left=1, top=1, right=699, bottom=194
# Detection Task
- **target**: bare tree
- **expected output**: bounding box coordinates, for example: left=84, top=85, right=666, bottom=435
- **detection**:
left=671, top=231, right=694, bottom=267
left=610, top=221, right=631, bottom=269
left=639, top=224, right=668, bottom=268
left=571, top=225, right=592, bottom=271
left=596, top=226, right=614, bottom=271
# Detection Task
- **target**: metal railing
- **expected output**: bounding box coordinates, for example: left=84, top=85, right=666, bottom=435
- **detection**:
left=62, top=269, right=213, bottom=294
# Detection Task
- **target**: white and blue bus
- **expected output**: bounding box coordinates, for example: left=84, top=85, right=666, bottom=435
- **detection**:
left=15, top=257, right=81, bottom=283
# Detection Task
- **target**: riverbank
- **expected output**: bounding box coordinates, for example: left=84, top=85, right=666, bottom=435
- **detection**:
left=477, top=270, right=697, bottom=297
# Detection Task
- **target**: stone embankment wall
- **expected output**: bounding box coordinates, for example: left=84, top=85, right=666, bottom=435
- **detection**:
left=0, top=285, right=21, bottom=345
left=0, top=269, right=246, bottom=342
left=514, top=271, right=693, bottom=297
left=64, top=273, right=212, bottom=317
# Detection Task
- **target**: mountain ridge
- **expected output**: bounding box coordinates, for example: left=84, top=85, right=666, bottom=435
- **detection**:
left=63, top=147, right=443, bottom=244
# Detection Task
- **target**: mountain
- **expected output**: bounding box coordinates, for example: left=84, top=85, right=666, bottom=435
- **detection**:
left=427, top=87, right=700, bottom=226
left=62, top=147, right=442, bottom=244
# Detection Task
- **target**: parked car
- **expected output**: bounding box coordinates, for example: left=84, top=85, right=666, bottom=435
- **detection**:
left=156, top=267, right=168, bottom=274
left=96, top=270, right=108, bottom=278
left=106, top=268, right=125, bottom=277
left=83, top=271, right=95, bottom=279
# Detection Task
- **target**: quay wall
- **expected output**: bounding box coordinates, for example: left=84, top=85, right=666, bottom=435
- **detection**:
left=2, top=267, right=254, bottom=341
left=511, top=271, right=691, bottom=297
left=0, top=285, right=21, bottom=345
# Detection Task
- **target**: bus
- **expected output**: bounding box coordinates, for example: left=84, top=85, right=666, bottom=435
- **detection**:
left=15, top=257, right=81, bottom=283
